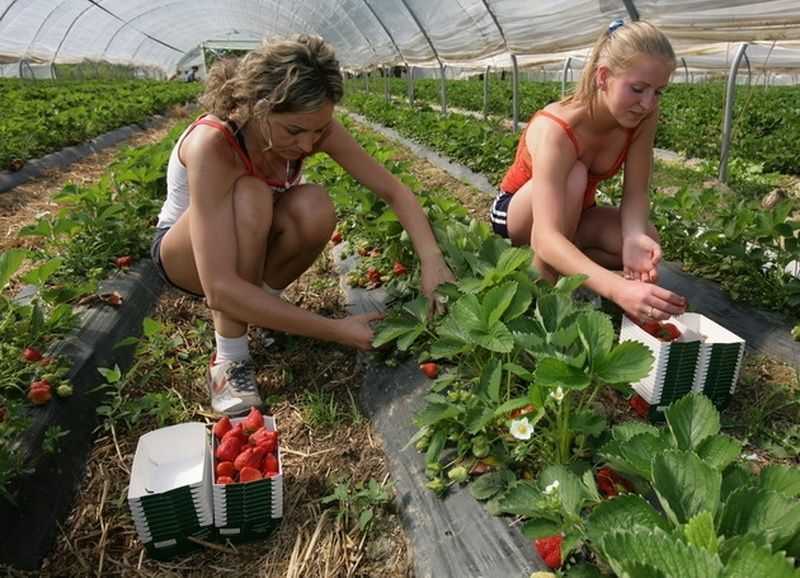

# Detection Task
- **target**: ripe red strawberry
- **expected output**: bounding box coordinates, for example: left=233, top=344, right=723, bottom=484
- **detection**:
left=221, top=423, right=248, bottom=445
left=250, top=427, right=277, bottom=453
left=367, top=267, right=382, bottom=284
left=419, top=362, right=439, bottom=379
left=239, top=466, right=262, bottom=483
left=596, top=468, right=635, bottom=498
left=215, top=437, right=242, bottom=462
left=216, top=460, right=235, bottom=478
left=330, top=231, right=343, bottom=244
left=22, top=347, right=43, bottom=362
left=534, top=535, right=563, bottom=569
left=216, top=475, right=236, bottom=485
left=115, top=255, right=133, bottom=268
left=241, top=407, right=264, bottom=434
left=656, top=322, right=682, bottom=342
left=392, top=262, right=408, bottom=276
left=213, top=416, right=233, bottom=439
left=234, top=447, right=262, bottom=471
left=510, top=404, right=535, bottom=418
left=629, top=394, right=650, bottom=418
left=28, top=380, right=52, bottom=405
left=262, top=453, right=279, bottom=476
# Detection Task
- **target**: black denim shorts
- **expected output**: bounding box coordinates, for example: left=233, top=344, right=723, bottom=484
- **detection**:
left=489, top=191, right=512, bottom=238
left=150, top=227, right=204, bottom=297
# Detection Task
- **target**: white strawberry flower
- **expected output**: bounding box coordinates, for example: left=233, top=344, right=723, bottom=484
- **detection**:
left=510, top=417, right=534, bottom=440
left=549, top=386, right=565, bottom=402
left=544, top=480, right=560, bottom=495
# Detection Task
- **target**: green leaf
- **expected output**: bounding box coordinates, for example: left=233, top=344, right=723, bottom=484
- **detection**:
left=611, top=420, right=662, bottom=442
left=417, top=403, right=461, bottom=426
left=20, top=257, right=63, bottom=287
left=372, top=317, right=423, bottom=348
left=665, top=394, right=720, bottom=451
left=720, top=463, right=754, bottom=501
left=600, top=527, right=723, bottom=578
left=651, top=450, right=722, bottom=525
left=695, top=434, right=742, bottom=471
left=585, top=494, right=670, bottom=546
left=358, top=508, right=374, bottom=531
left=720, top=540, right=800, bottom=578
left=577, top=312, right=614, bottom=363
left=619, top=432, right=670, bottom=480
left=683, top=510, right=719, bottom=555
left=569, top=410, right=606, bottom=438
left=535, top=293, right=576, bottom=333
left=496, top=480, right=543, bottom=517
left=472, top=322, right=515, bottom=353
left=479, top=358, right=502, bottom=402
left=520, top=518, right=561, bottom=540
left=718, top=487, right=800, bottom=551
left=534, top=357, right=591, bottom=390
left=0, top=248, right=29, bottom=290
left=594, top=340, right=654, bottom=384
left=469, top=468, right=516, bottom=501
left=464, top=406, right=494, bottom=435
left=758, top=464, right=800, bottom=498
left=482, top=281, right=518, bottom=327
left=538, top=465, right=584, bottom=518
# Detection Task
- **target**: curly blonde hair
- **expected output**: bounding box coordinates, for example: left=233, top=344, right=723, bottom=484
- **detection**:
left=199, top=34, right=343, bottom=121
left=565, top=21, right=676, bottom=116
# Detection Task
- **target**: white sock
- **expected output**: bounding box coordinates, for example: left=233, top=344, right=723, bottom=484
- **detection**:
left=214, top=333, right=250, bottom=364
left=262, top=282, right=283, bottom=297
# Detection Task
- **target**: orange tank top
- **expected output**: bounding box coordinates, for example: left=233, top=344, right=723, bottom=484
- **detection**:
left=499, top=110, right=634, bottom=209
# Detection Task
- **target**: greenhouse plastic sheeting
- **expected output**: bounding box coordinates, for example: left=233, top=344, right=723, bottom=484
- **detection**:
left=1, top=1, right=800, bottom=76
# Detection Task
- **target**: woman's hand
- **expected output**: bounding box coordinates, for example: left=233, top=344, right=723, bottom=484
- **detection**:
left=616, top=278, right=687, bottom=323
left=622, top=233, right=662, bottom=283
left=333, top=311, right=386, bottom=350
left=419, top=254, right=456, bottom=316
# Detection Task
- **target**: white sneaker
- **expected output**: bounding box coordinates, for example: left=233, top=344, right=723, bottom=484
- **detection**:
left=206, top=354, right=264, bottom=416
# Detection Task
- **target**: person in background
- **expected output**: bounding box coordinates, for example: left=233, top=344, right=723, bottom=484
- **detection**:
left=169, top=68, right=182, bottom=81
left=489, top=19, right=687, bottom=323
left=151, top=34, right=454, bottom=416
left=186, top=65, right=199, bottom=82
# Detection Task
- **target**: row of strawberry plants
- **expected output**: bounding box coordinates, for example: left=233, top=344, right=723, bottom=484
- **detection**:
left=350, top=76, right=800, bottom=175
left=0, top=124, right=186, bottom=502
left=0, top=79, right=202, bottom=172
left=324, top=116, right=800, bottom=574
left=342, top=92, right=800, bottom=322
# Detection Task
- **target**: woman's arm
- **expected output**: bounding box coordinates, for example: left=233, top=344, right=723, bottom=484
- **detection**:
left=619, top=112, right=662, bottom=282
left=320, top=120, right=455, bottom=305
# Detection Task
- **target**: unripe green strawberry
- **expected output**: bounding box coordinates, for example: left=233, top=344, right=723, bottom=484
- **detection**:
left=447, top=466, right=468, bottom=483
left=56, top=382, right=73, bottom=397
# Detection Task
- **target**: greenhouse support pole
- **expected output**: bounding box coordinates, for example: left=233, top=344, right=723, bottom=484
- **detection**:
left=407, top=66, right=415, bottom=105
left=561, top=57, right=573, bottom=98
left=483, top=65, right=490, bottom=121
left=719, top=42, right=749, bottom=183
left=511, top=54, right=519, bottom=131
left=440, top=64, right=447, bottom=114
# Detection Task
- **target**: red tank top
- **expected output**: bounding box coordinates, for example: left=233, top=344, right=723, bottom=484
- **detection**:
left=499, top=110, right=634, bottom=209
left=181, top=115, right=304, bottom=195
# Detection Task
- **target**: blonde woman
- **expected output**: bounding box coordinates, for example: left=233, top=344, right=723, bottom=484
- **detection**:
left=490, top=19, right=687, bottom=322
left=152, top=35, right=454, bottom=415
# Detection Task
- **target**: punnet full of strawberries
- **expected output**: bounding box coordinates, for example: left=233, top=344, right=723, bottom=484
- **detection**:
left=212, top=407, right=280, bottom=484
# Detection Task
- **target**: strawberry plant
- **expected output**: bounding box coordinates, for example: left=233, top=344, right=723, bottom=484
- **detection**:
left=492, top=394, right=800, bottom=574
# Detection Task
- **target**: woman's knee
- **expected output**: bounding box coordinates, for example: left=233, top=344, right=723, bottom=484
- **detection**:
left=232, top=176, right=275, bottom=233
left=275, top=184, right=336, bottom=242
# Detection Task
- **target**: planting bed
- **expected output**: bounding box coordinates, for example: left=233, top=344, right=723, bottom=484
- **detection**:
left=0, top=109, right=797, bottom=576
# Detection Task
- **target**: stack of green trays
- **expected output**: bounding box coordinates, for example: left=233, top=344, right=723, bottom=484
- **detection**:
left=620, top=313, right=745, bottom=419
left=128, top=422, right=215, bottom=560
left=620, top=315, right=701, bottom=418
left=212, top=415, right=283, bottom=544
left=684, top=313, right=745, bottom=409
